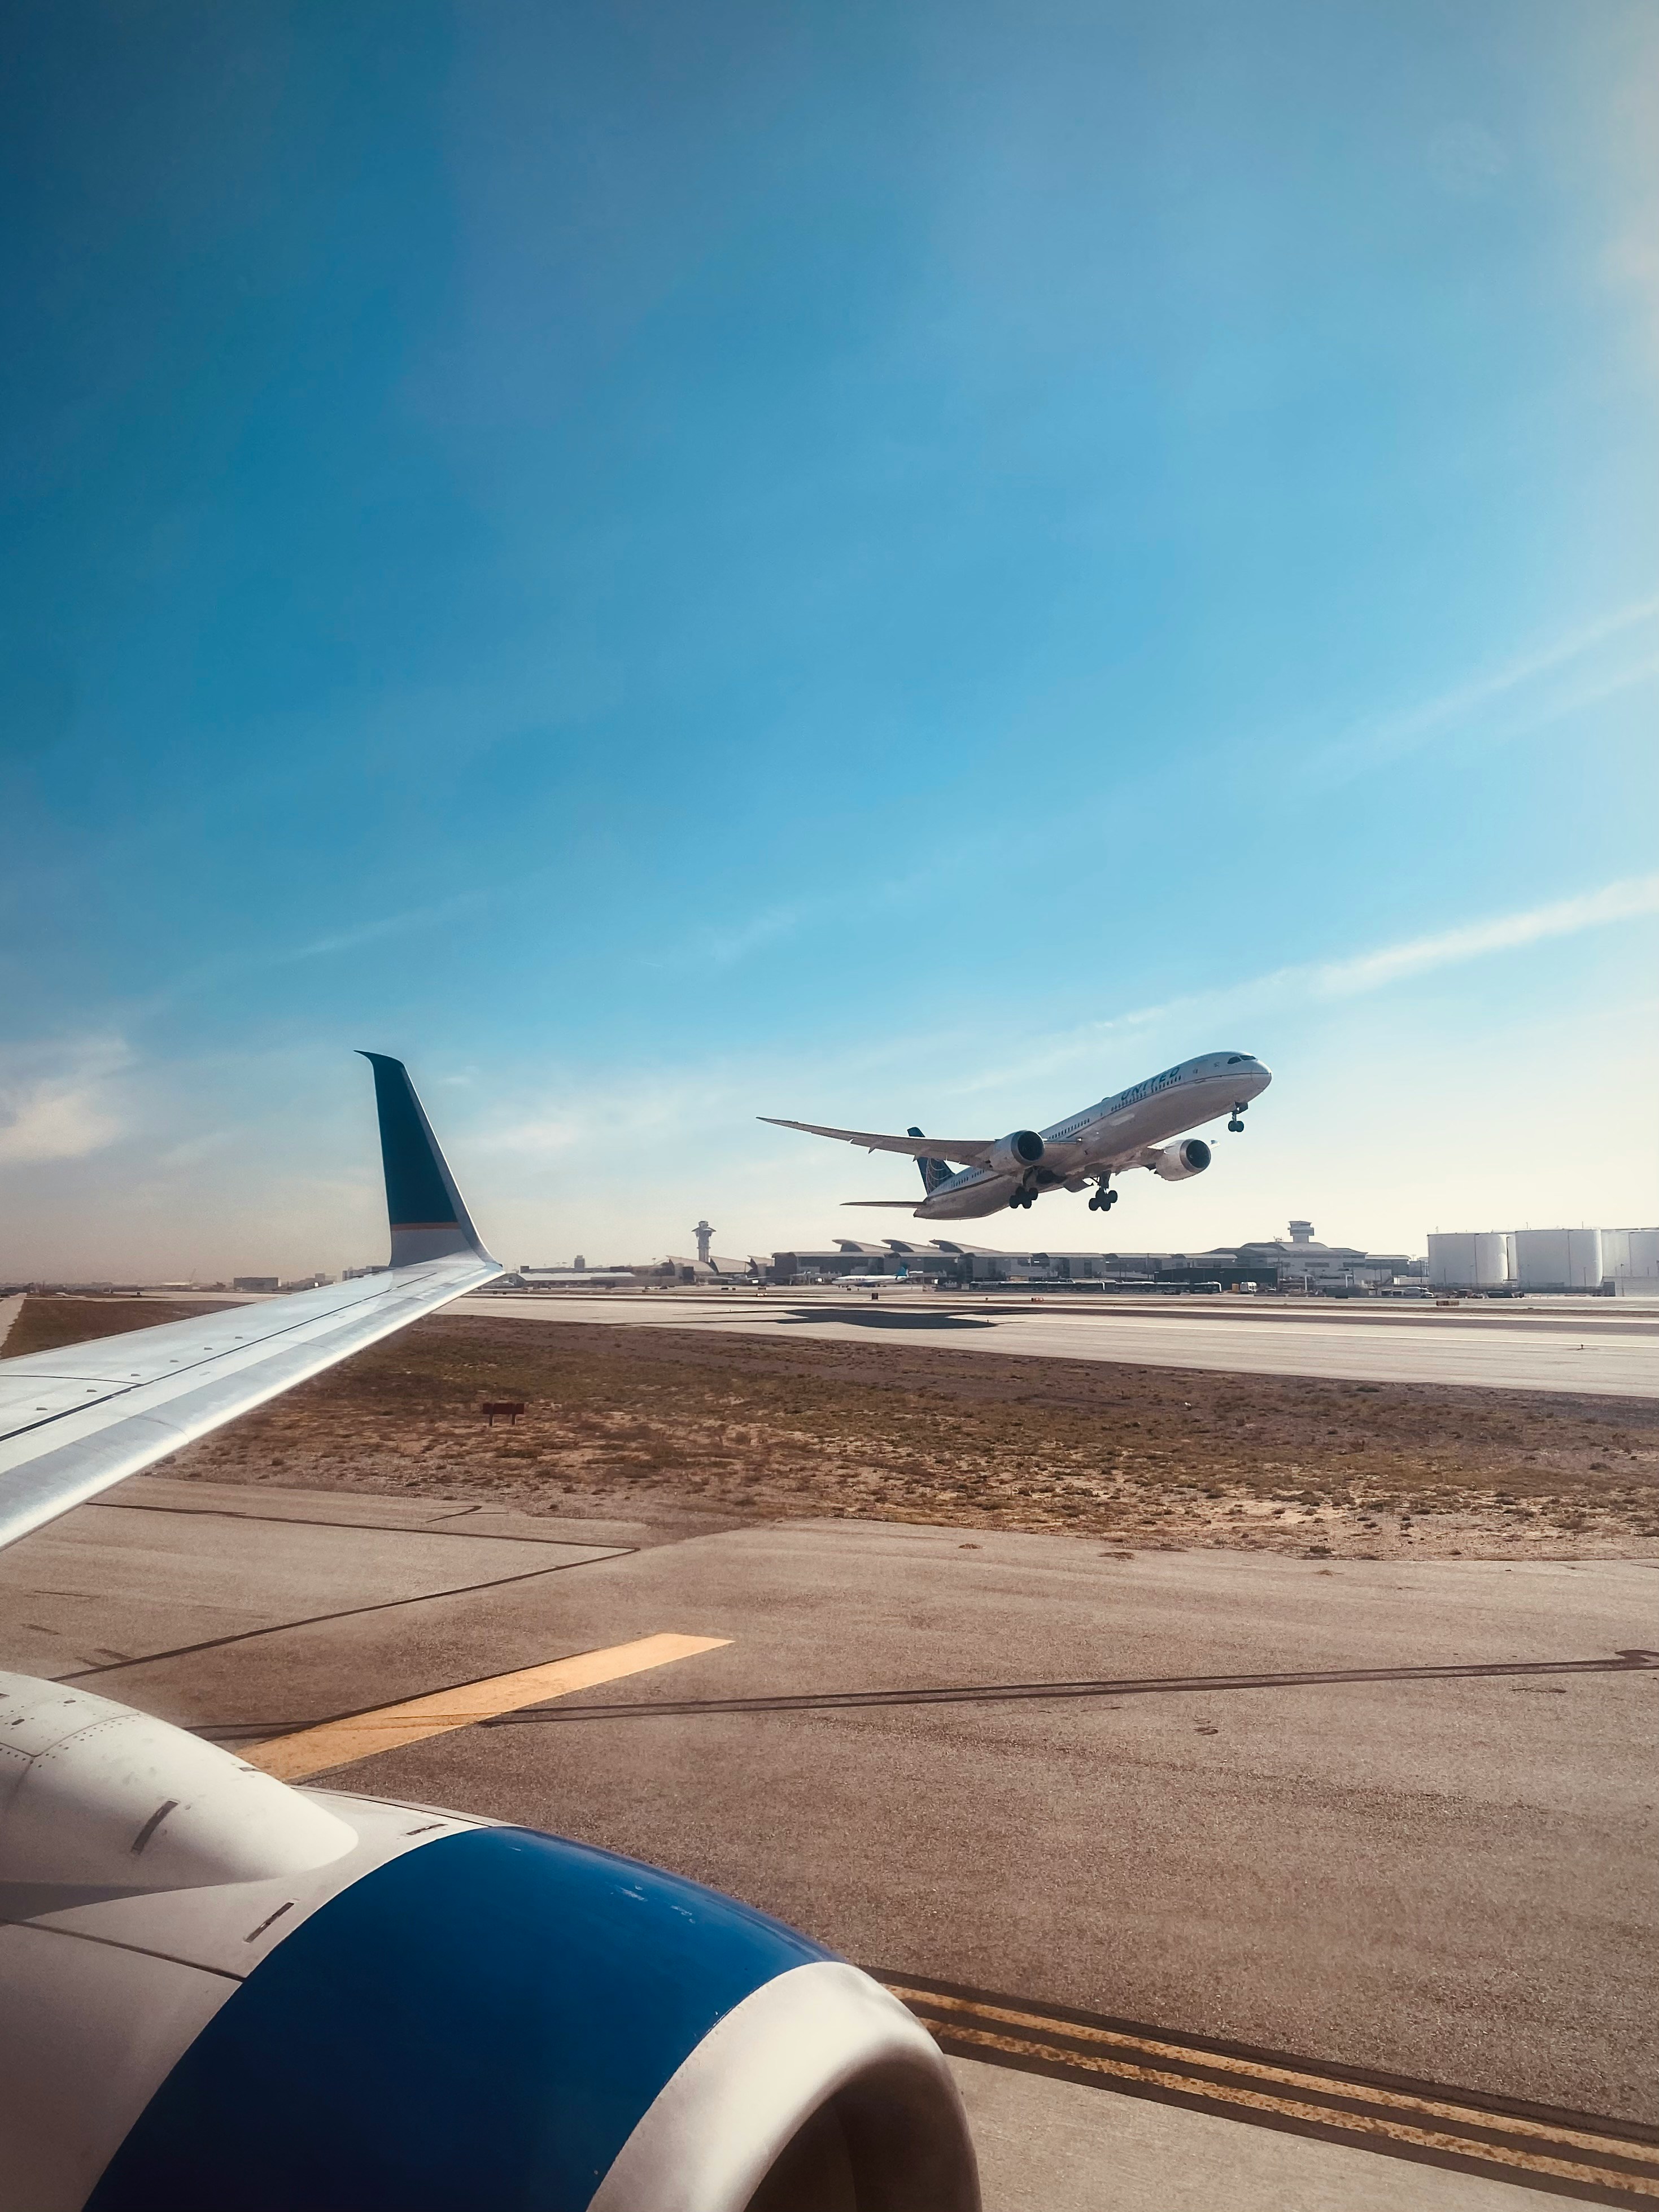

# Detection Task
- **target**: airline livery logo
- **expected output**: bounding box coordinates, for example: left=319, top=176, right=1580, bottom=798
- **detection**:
left=1117, top=1065, right=1184, bottom=1109
left=909, top=1128, right=954, bottom=1194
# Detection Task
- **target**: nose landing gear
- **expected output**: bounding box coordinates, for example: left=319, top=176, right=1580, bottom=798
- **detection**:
left=1228, top=1101, right=1248, bottom=1134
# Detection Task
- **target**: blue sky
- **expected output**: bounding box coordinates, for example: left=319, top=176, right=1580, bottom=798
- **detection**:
left=3, top=0, right=1656, bottom=1277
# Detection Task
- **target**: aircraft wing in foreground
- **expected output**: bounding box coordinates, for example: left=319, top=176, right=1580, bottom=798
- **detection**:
left=0, top=1057, right=976, bottom=2212
left=0, top=1055, right=497, bottom=1552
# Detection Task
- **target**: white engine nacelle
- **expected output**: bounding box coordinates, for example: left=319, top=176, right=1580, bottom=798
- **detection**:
left=985, top=1130, right=1045, bottom=1178
left=0, top=1672, right=980, bottom=2212
left=1150, top=1138, right=1212, bottom=1181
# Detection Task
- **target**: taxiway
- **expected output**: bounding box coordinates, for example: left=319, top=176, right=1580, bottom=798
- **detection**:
left=452, top=1289, right=1659, bottom=1399
left=2, top=1471, right=1653, bottom=2209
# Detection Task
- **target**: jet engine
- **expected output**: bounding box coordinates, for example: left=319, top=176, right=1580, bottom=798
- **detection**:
left=1150, top=1138, right=1211, bottom=1181
left=984, top=1130, right=1045, bottom=1179
left=0, top=1675, right=979, bottom=2212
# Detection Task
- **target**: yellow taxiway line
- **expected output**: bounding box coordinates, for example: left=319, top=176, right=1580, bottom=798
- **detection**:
left=889, top=1982, right=1659, bottom=2205
left=243, top=1633, right=731, bottom=1781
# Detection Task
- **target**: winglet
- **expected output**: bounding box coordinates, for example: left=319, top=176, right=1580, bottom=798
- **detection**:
left=357, top=1053, right=494, bottom=1269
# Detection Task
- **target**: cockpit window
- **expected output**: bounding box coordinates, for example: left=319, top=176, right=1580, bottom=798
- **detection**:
left=1226, top=1055, right=1244, bottom=1064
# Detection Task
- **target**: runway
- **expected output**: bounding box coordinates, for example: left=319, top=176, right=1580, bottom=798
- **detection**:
left=3, top=1471, right=1653, bottom=2208
left=453, top=1289, right=1659, bottom=1398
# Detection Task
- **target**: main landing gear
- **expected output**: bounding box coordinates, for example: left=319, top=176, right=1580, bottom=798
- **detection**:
left=1228, top=1101, right=1248, bottom=1134
left=1007, top=1188, right=1036, bottom=1210
left=1088, top=1183, right=1117, bottom=1213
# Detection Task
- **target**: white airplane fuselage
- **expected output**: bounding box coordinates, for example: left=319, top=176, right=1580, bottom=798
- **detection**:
left=917, top=1051, right=1272, bottom=1218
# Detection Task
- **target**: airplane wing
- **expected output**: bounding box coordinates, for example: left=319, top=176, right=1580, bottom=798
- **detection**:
left=760, top=1116, right=994, bottom=1165
left=0, top=1052, right=501, bottom=1553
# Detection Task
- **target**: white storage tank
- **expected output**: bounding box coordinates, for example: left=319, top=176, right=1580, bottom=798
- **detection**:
left=1608, top=1227, right=1659, bottom=1293
left=1512, top=1227, right=1603, bottom=1291
left=1427, top=1232, right=1510, bottom=1289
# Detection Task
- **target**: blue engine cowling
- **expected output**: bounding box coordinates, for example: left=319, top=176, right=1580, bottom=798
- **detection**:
left=79, top=1825, right=976, bottom=2212
left=0, top=1673, right=976, bottom=2212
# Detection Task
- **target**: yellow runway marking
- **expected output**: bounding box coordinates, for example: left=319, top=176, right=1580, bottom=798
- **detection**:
left=887, top=1983, right=1659, bottom=2206
left=243, top=1633, right=731, bottom=1781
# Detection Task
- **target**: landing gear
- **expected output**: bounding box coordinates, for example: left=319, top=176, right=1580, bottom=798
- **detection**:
left=1228, top=1102, right=1248, bottom=1134
left=1088, top=1184, right=1118, bottom=1212
left=1009, top=1188, right=1035, bottom=1210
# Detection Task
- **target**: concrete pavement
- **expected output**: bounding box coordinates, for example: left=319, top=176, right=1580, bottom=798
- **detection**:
left=950, top=2057, right=1616, bottom=2211
left=452, top=1289, right=1659, bottom=1397
left=2, top=1472, right=1654, bottom=2205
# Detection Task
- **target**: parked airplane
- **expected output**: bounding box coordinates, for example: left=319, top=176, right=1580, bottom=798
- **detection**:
left=0, top=1056, right=975, bottom=2212
left=765, top=1050, right=1272, bottom=1218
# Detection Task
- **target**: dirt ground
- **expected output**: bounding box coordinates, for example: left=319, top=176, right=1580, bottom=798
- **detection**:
left=2, top=1297, right=239, bottom=1358
left=12, top=1297, right=1659, bottom=1559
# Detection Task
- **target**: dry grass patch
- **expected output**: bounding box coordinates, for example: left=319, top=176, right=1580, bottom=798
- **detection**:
left=8, top=1303, right=1644, bottom=1560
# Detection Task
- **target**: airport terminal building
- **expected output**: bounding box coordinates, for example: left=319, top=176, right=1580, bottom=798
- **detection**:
left=766, top=1221, right=1417, bottom=1292
left=507, top=1222, right=1437, bottom=1296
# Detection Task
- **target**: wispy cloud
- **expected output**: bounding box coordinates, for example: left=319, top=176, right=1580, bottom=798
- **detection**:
left=653, top=846, right=996, bottom=975
left=278, top=888, right=500, bottom=965
left=957, top=872, right=1659, bottom=1094
left=0, top=1036, right=130, bottom=1165
left=663, top=903, right=809, bottom=971
left=136, top=886, right=517, bottom=1020
left=1307, top=875, right=1659, bottom=998
left=1309, top=594, right=1659, bottom=787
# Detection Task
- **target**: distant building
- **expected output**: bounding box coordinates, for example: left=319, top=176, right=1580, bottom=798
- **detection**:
left=662, top=1252, right=754, bottom=1284
left=1232, top=1222, right=1416, bottom=1292
left=761, top=1222, right=1416, bottom=1291
left=1428, top=1226, right=1657, bottom=1294
left=232, top=1277, right=278, bottom=1293
left=1603, top=1229, right=1659, bottom=1295
left=510, top=1263, right=645, bottom=1288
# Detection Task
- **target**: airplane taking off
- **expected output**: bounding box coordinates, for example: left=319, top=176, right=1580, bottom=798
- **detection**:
left=0, top=1056, right=974, bottom=2212
left=764, top=1050, right=1272, bottom=1218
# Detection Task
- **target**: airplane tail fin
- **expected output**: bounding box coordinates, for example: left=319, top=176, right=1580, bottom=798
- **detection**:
left=907, top=1127, right=954, bottom=1196
left=359, top=1052, right=495, bottom=1269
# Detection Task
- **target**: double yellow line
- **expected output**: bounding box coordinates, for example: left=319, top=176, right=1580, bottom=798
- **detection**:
left=887, top=1981, right=1659, bottom=2205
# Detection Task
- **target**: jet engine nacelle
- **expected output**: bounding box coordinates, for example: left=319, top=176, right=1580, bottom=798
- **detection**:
left=985, top=1130, right=1046, bottom=1179
left=1150, top=1138, right=1211, bottom=1181
left=0, top=1673, right=979, bottom=2212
